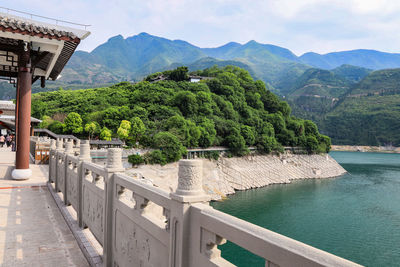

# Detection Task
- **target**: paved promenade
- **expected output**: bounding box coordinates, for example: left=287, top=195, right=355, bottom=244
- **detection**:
left=0, top=147, right=88, bottom=266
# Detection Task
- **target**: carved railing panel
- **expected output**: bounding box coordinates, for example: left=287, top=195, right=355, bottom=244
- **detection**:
left=66, top=155, right=80, bottom=209
left=112, top=174, right=171, bottom=267
left=81, top=162, right=107, bottom=245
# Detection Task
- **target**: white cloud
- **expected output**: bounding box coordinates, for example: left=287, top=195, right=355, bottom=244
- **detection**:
left=3, top=0, right=400, bottom=55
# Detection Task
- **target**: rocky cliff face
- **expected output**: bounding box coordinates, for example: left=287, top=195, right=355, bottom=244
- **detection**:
left=127, top=153, right=347, bottom=200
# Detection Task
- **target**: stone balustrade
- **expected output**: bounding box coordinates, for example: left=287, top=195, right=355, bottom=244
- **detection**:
left=48, top=142, right=362, bottom=267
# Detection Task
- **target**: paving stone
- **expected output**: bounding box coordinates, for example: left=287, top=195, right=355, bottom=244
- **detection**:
left=0, top=151, right=89, bottom=266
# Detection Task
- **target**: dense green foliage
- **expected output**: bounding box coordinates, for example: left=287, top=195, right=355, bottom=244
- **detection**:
left=32, top=66, right=331, bottom=163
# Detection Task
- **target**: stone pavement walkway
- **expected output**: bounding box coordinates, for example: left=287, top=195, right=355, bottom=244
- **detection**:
left=0, top=148, right=89, bottom=266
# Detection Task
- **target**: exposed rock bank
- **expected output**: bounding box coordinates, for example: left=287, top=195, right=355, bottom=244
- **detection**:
left=126, top=153, right=347, bottom=200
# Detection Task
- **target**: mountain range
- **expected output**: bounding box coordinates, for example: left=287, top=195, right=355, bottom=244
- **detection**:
left=55, top=33, right=400, bottom=107
left=1, top=32, right=400, bottom=99
left=2, top=32, right=400, bottom=146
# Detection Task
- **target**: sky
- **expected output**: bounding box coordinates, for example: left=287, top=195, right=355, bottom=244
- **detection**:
left=3, top=0, right=400, bottom=56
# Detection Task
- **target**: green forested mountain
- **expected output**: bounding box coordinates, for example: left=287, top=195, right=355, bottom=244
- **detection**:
left=346, top=68, right=400, bottom=95
left=322, top=93, right=400, bottom=146
left=285, top=68, right=351, bottom=117
left=288, top=68, right=351, bottom=98
left=292, top=68, right=400, bottom=146
left=32, top=66, right=331, bottom=164
left=331, top=64, right=372, bottom=83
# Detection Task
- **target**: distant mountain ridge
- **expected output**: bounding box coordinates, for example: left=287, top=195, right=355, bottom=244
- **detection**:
left=300, top=49, right=400, bottom=70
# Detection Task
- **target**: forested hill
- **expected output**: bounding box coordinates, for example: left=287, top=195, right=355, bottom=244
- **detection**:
left=32, top=66, right=330, bottom=164
left=290, top=68, right=400, bottom=146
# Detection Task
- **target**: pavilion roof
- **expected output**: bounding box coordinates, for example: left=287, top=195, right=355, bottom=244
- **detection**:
left=0, top=11, right=90, bottom=81
left=0, top=14, right=80, bottom=42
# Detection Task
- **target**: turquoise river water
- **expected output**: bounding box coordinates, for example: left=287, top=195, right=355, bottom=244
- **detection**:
left=212, top=151, right=400, bottom=266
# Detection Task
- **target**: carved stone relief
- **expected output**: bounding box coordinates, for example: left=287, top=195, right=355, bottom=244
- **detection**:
left=82, top=184, right=104, bottom=244
left=114, top=210, right=168, bottom=267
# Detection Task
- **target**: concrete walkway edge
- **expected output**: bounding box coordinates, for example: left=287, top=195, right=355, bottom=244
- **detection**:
left=47, top=182, right=103, bottom=267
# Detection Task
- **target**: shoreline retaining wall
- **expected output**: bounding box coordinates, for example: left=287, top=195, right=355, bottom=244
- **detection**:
left=128, top=153, right=347, bottom=200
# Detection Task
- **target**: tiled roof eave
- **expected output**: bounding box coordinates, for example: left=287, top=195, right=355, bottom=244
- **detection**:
left=0, top=24, right=80, bottom=43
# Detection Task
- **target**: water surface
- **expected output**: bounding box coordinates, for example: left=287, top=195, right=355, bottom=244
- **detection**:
left=212, top=152, right=400, bottom=266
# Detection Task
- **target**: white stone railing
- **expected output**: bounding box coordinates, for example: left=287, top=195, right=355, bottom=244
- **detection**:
left=48, top=141, right=362, bottom=267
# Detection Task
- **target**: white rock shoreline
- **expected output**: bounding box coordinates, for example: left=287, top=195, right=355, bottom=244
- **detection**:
left=126, top=152, right=347, bottom=200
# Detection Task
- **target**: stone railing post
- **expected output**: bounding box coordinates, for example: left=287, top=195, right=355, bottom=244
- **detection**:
left=103, top=148, right=125, bottom=267
left=50, top=139, right=56, bottom=150
left=54, top=138, right=64, bottom=193
left=56, top=138, right=63, bottom=150
left=63, top=140, right=74, bottom=205
left=78, top=140, right=91, bottom=228
left=75, top=139, right=80, bottom=148
left=169, top=160, right=210, bottom=267
left=48, top=139, right=56, bottom=183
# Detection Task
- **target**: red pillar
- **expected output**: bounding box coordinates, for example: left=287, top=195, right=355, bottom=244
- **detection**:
left=13, top=42, right=32, bottom=179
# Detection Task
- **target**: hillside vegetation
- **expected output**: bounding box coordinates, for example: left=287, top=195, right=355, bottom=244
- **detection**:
left=32, top=66, right=331, bottom=164
left=288, top=68, right=400, bottom=146
left=317, top=69, right=400, bottom=146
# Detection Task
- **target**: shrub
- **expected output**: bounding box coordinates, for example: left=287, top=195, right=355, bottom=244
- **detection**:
left=128, top=154, right=144, bottom=166
left=206, top=151, right=220, bottom=160
left=145, top=150, right=167, bottom=165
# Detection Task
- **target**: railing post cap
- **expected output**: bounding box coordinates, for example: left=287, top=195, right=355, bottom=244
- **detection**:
left=56, top=138, right=64, bottom=150
left=171, top=159, right=210, bottom=203
left=106, top=148, right=124, bottom=172
left=49, top=139, right=56, bottom=150
left=79, top=140, right=91, bottom=161
left=64, top=140, right=74, bottom=154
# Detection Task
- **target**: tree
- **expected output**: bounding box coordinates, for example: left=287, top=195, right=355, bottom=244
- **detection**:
left=304, top=120, right=319, bottom=136
left=39, top=115, right=53, bottom=129
left=85, top=122, right=99, bottom=140
left=241, top=125, right=255, bottom=146
left=304, top=136, right=319, bottom=153
left=48, top=121, right=64, bottom=134
left=257, top=135, right=280, bottom=154
left=117, top=120, right=131, bottom=142
left=154, top=132, right=186, bottom=163
left=100, top=127, right=112, bottom=141
left=130, top=117, right=146, bottom=145
left=198, top=118, right=216, bottom=148
left=173, top=91, right=198, bottom=116
left=169, top=66, right=189, bottom=81
left=64, top=112, right=83, bottom=134
left=128, top=154, right=144, bottom=166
